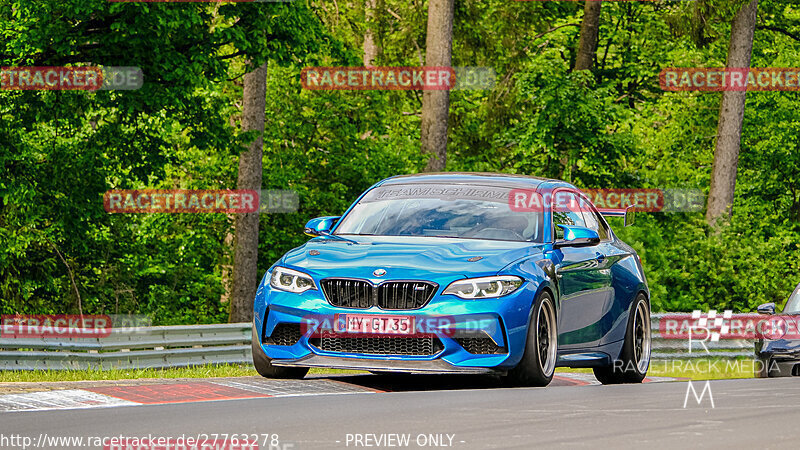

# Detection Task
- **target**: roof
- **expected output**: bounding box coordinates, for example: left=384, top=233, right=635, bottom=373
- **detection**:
left=378, top=172, right=570, bottom=190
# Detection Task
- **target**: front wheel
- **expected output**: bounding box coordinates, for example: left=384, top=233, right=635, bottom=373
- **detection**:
left=594, top=293, right=651, bottom=384
left=252, top=325, right=309, bottom=379
left=506, top=291, right=558, bottom=387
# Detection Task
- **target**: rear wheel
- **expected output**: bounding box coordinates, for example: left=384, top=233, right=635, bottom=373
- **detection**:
left=594, top=294, right=650, bottom=384
left=506, top=291, right=558, bottom=387
left=252, top=325, right=309, bottom=379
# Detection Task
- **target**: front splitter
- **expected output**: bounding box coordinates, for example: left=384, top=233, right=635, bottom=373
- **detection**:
left=271, top=354, right=501, bottom=375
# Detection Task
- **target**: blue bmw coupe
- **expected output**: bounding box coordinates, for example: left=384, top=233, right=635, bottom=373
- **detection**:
left=252, top=173, right=651, bottom=386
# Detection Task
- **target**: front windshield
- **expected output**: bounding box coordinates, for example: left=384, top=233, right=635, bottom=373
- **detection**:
left=334, top=184, right=544, bottom=242
left=784, top=283, right=800, bottom=314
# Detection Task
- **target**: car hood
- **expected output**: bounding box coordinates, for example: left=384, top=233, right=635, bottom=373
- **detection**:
left=281, top=236, right=544, bottom=281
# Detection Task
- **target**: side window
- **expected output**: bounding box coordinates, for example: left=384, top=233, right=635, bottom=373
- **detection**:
left=582, top=209, right=609, bottom=240
left=577, top=195, right=609, bottom=241
left=596, top=211, right=610, bottom=240
left=552, top=191, right=586, bottom=239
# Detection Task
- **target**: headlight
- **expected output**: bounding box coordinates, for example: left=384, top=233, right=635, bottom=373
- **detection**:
left=269, top=267, right=317, bottom=293
left=443, top=276, right=524, bottom=299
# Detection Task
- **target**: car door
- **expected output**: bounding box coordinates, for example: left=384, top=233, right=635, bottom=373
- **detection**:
left=576, top=194, right=619, bottom=344
left=552, top=190, right=614, bottom=350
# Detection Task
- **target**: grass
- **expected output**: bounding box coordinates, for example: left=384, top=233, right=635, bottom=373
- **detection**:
left=648, top=357, right=756, bottom=380
left=0, top=365, right=355, bottom=383
left=0, top=358, right=757, bottom=383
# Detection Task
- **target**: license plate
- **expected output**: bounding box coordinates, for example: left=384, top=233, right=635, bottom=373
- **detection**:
left=335, top=314, right=415, bottom=335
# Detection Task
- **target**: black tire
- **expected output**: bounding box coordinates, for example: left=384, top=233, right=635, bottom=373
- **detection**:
left=506, top=291, right=558, bottom=387
left=252, top=325, right=309, bottom=379
left=594, top=293, right=651, bottom=385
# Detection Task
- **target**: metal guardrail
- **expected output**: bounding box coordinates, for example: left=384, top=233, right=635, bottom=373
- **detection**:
left=0, top=314, right=755, bottom=371
left=0, top=323, right=252, bottom=371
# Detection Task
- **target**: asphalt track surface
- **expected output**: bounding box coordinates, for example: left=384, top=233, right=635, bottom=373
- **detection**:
left=0, top=374, right=797, bottom=449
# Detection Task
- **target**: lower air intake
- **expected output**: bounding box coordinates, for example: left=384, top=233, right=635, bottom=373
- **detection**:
left=264, top=323, right=303, bottom=346
left=455, top=337, right=506, bottom=354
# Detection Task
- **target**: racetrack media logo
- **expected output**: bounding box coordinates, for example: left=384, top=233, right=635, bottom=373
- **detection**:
left=678, top=309, right=720, bottom=409
left=659, top=309, right=795, bottom=408
left=658, top=310, right=798, bottom=342
left=301, top=66, right=495, bottom=91
left=0, top=66, right=142, bottom=91
left=655, top=310, right=785, bottom=379
left=661, top=67, right=800, bottom=92
left=684, top=379, right=715, bottom=409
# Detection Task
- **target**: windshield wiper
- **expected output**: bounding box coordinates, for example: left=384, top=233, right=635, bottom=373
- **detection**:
left=319, top=231, right=360, bottom=245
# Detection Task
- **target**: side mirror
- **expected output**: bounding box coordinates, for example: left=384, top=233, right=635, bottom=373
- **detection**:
left=624, top=205, right=635, bottom=227
left=554, top=225, right=601, bottom=249
left=304, top=216, right=340, bottom=237
left=757, top=302, right=776, bottom=315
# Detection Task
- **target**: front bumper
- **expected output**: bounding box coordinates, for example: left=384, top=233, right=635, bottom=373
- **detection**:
left=253, top=278, right=540, bottom=372
left=270, top=354, right=498, bottom=374
left=759, top=351, right=800, bottom=377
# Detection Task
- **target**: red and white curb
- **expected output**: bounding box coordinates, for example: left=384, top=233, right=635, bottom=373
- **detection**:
left=0, top=375, right=681, bottom=413
left=0, top=378, right=379, bottom=413
left=0, top=389, right=139, bottom=412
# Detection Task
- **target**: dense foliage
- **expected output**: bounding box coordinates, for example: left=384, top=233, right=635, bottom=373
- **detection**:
left=1, top=0, right=799, bottom=323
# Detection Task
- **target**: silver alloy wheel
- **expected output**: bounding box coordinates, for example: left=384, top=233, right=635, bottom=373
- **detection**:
left=536, top=297, right=558, bottom=377
left=633, top=300, right=651, bottom=373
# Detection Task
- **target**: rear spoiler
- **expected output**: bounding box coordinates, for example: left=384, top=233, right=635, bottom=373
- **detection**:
left=599, top=205, right=636, bottom=227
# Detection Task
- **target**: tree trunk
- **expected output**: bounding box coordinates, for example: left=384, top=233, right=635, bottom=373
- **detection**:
left=420, top=0, right=454, bottom=172
left=363, top=0, right=380, bottom=66
left=219, top=222, right=234, bottom=305
left=575, top=0, right=602, bottom=71
left=229, top=62, right=267, bottom=323
left=706, top=0, right=758, bottom=225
